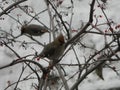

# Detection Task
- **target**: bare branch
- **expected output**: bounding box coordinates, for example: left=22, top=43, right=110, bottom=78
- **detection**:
left=65, top=0, right=95, bottom=48
left=0, top=0, right=27, bottom=17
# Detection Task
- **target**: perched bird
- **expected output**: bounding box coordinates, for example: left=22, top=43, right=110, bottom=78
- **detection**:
left=95, top=64, right=104, bottom=80
left=21, top=24, right=49, bottom=36
left=95, top=55, right=105, bottom=80
left=39, top=34, right=65, bottom=64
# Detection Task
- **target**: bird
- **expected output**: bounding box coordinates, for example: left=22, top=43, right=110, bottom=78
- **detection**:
left=38, top=34, right=65, bottom=64
left=21, top=24, right=49, bottom=36
left=95, top=55, right=105, bottom=80
left=95, top=64, right=104, bottom=80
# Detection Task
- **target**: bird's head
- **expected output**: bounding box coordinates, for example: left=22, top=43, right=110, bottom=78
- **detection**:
left=57, top=34, right=65, bottom=44
left=21, top=25, right=27, bottom=35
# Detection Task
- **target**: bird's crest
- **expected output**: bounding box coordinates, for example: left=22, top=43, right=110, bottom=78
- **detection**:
left=57, top=34, right=65, bottom=44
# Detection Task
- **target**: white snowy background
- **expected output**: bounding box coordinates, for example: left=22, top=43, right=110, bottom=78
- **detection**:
left=0, top=0, right=120, bottom=90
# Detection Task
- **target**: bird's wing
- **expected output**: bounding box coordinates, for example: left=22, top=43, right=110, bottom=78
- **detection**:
left=40, top=44, right=56, bottom=57
left=45, top=45, right=56, bottom=57
left=32, top=29, right=41, bottom=34
left=28, top=25, right=42, bottom=33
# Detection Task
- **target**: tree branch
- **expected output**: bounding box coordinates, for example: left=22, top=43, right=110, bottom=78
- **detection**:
left=0, top=0, right=27, bottom=17
left=70, top=46, right=120, bottom=90
left=65, top=0, right=95, bottom=48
